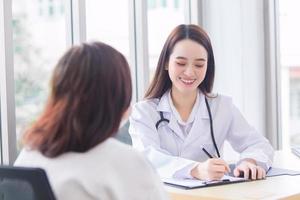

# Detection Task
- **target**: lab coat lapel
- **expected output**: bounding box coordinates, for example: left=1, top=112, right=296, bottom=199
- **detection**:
left=168, top=114, right=186, bottom=141
left=184, top=93, right=211, bottom=146
left=157, top=91, right=186, bottom=141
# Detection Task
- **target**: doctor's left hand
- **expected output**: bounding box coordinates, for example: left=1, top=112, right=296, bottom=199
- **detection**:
left=233, top=158, right=266, bottom=180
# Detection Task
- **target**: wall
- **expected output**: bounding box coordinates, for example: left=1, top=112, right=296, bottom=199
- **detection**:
left=201, top=0, right=266, bottom=159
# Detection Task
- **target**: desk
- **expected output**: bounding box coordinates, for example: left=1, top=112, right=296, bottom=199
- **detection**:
left=166, top=151, right=300, bottom=200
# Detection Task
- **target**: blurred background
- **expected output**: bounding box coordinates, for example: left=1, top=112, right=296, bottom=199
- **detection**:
left=1, top=0, right=299, bottom=164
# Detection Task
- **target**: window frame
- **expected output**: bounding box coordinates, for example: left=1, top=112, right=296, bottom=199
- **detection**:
left=0, top=0, right=17, bottom=165
left=264, top=0, right=282, bottom=150
left=0, top=0, right=196, bottom=164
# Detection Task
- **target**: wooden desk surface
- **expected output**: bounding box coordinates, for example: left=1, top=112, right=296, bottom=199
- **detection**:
left=166, top=151, right=300, bottom=200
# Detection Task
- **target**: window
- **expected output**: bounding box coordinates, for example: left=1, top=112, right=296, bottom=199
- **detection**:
left=85, top=0, right=130, bottom=62
left=0, top=104, right=2, bottom=162
left=147, top=0, right=186, bottom=82
left=2, top=0, right=193, bottom=163
left=12, top=0, right=67, bottom=152
left=278, top=0, right=300, bottom=147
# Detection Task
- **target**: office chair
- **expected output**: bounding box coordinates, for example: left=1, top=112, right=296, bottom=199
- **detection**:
left=0, top=166, right=56, bottom=200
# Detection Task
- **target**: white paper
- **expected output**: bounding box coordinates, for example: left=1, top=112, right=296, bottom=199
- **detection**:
left=162, top=175, right=246, bottom=188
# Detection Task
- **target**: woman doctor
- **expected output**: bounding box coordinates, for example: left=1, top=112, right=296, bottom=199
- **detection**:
left=129, top=24, right=274, bottom=181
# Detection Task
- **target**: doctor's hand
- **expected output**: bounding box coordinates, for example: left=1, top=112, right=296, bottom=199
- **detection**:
left=233, top=158, right=266, bottom=180
left=191, top=158, right=231, bottom=181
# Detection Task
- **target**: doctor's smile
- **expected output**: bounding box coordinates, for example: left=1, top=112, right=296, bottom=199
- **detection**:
left=178, top=77, right=196, bottom=86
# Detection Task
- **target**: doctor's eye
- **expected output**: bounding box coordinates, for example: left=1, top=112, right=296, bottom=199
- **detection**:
left=194, top=62, right=205, bottom=68
left=176, top=62, right=186, bottom=66
left=195, top=64, right=204, bottom=68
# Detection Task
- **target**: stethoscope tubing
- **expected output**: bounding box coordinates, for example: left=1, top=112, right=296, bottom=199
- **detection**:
left=155, top=97, right=220, bottom=158
left=204, top=97, right=220, bottom=157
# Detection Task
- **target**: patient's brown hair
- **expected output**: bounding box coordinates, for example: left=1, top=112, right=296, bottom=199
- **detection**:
left=23, top=42, right=132, bottom=157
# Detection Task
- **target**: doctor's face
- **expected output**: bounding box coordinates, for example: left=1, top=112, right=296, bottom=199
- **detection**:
left=167, top=39, right=208, bottom=95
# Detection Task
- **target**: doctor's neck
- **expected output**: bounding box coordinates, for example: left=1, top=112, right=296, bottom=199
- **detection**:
left=170, top=88, right=197, bottom=111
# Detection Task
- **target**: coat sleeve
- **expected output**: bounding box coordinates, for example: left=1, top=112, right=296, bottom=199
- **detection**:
left=129, top=101, right=197, bottom=179
left=225, top=99, right=274, bottom=171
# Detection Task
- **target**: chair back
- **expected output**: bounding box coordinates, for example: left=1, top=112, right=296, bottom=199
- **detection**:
left=0, top=166, right=56, bottom=200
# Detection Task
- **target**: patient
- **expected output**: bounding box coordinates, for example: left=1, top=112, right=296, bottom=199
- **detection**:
left=14, top=42, right=169, bottom=200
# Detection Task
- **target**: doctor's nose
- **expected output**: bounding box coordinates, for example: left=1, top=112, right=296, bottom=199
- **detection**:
left=183, top=65, right=195, bottom=76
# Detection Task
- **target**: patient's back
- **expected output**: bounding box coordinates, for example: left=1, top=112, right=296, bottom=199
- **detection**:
left=15, top=138, right=168, bottom=200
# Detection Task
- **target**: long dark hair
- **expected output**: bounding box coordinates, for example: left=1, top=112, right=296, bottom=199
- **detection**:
left=145, top=24, right=215, bottom=99
left=23, top=42, right=132, bottom=157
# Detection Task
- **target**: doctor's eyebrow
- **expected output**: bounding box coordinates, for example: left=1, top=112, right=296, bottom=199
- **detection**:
left=175, top=56, right=206, bottom=62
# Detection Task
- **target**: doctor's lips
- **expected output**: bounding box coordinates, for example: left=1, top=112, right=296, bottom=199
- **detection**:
left=179, top=77, right=196, bottom=85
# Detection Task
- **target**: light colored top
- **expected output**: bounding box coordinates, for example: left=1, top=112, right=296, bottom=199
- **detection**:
left=129, top=90, right=274, bottom=179
left=169, top=91, right=199, bottom=136
left=14, top=138, right=169, bottom=200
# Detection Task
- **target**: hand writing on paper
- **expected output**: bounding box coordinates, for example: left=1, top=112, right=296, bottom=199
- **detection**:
left=233, top=158, right=266, bottom=180
left=191, top=158, right=231, bottom=181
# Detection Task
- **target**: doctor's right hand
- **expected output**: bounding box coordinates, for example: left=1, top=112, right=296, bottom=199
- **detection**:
left=190, top=158, right=231, bottom=181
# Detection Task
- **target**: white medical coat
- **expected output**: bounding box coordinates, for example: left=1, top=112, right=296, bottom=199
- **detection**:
left=129, top=90, right=274, bottom=179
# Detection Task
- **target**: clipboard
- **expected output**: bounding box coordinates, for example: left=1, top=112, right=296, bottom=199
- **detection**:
left=164, top=164, right=300, bottom=189
left=162, top=175, right=250, bottom=189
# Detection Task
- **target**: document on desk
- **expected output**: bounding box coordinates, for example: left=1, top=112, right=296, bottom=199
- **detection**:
left=162, top=175, right=248, bottom=189
left=267, top=167, right=300, bottom=177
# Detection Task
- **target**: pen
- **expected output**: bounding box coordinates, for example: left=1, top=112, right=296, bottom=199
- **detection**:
left=204, top=179, right=230, bottom=184
left=202, top=147, right=231, bottom=176
left=202, top=147, right=214, bottom=158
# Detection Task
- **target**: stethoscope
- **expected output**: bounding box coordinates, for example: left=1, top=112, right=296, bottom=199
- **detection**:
left=155, top=97, right=221, bottom=158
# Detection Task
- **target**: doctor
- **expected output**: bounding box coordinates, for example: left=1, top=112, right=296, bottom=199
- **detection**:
left=129, top=24, right=274, bottom=181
